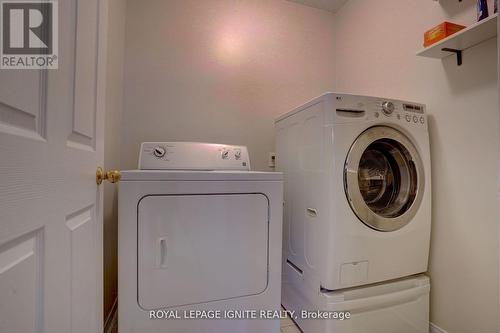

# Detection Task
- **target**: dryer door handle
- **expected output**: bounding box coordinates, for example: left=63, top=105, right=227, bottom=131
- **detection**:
left=157, top=237, right=168, bottom=269
left=306, top=208, right=318, bottom=218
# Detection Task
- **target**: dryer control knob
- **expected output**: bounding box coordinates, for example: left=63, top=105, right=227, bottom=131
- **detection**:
left=382, top=101, right=395, bottom=115
left=153, top=146, right=166, bottom=158
left=234, top=149, right=242, bottom=160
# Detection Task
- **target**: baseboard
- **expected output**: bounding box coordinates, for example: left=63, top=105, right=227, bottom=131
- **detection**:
left=430, top=322, right=449, bottom=333
left=104, top=298, right=118, bottom=333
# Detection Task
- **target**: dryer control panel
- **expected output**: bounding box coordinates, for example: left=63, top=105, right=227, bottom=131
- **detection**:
left=139, top=142, right=251, bottom=170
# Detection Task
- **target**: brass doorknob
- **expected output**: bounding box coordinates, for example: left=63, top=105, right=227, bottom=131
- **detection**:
left=96, top=167, right=121, bottom=185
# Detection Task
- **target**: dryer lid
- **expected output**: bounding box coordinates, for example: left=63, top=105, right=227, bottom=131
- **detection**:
left=344, top=126, right=425, bottom=232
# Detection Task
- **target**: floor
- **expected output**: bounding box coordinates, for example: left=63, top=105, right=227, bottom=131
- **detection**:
left=280, top=306, right=301, bottom=333
left=280, top=315, right=301, bottom=333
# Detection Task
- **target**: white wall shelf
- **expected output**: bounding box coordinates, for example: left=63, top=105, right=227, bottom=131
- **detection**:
left=416, top=13, right=498, bottom=66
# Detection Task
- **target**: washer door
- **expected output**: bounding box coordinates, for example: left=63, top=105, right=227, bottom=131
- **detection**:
left=344, top=126, right=424, bottom=232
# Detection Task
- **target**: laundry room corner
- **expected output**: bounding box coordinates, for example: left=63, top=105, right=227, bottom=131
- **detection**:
left=333, top=1, right=499, bottom=332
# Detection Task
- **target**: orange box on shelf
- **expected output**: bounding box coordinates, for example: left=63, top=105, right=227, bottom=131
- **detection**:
left=423, top=22, right=466, bottom=47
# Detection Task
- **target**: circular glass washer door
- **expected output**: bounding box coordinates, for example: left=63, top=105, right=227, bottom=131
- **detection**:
left=344, top=126, right=424, bottom=232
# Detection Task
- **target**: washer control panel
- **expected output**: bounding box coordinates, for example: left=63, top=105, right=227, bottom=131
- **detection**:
left=139, top=142, right=251, bottom=170
left=376, top=100, right=426, bottom=126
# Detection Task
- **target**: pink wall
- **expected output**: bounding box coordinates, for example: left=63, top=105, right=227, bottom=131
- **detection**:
left=121, top=0, right=337, bottom=171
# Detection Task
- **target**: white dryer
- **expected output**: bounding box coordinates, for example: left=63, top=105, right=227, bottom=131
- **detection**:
left=275, top=93, right=431, bottom=291
left=118, top=142, right=283, bottom=333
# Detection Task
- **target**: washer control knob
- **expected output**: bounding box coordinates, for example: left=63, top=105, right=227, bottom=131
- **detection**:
left=420, top=116, right=425, bottom=124
left=153, top=146, right=166, bottom=158
left=405, top=114, right=411, bottom=122
left=382, top=101, right=395, bottom=115
left=221, top=150, right=229, bottom=159
left=413, top=116, right=418, bottom=123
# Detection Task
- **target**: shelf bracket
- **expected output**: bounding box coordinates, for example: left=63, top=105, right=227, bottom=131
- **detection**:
left=441, top=48, right=462, bottom=66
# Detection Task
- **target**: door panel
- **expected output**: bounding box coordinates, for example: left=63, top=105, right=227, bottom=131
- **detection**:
left=0, top=70, right=46, bottom=139
left=70, top=0, right=99, bottom=150
left=138, top=194, right=269, bottom=310
left=0, top=0, right=107, bottom=332
left=66, top=206, right=97, bottom=333
left=0, top=230, right=43, bottom=333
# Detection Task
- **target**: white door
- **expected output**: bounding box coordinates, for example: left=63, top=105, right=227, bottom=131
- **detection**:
left=0, top=1, right=107, bottom=333
left=137, top=194, right=269, bottom=310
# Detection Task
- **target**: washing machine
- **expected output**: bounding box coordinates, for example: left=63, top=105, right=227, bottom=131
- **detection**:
left=118, top=142, right=283, bottom=333
left=275, top=93, right=431, bottom=332
left=275, top=92, right=431, bottom=286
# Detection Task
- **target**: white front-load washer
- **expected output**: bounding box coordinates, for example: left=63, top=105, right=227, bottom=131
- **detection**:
left=275, top=92, right=431, bottom=291
left=118, top=142, right=283, bottom=333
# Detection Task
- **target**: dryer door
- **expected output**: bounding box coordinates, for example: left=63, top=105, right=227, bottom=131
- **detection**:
left=344, top=126, right=425, bottom=231
left=137, top=193, right=269, bottom=310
